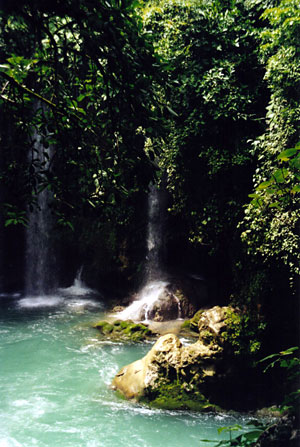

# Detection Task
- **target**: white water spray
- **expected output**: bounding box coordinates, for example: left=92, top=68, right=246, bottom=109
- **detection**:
left=117, top=280, right=168, bottom=322
left=59, top=266, right=96, bottom=297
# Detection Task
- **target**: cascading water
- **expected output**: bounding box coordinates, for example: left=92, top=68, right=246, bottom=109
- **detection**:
left=25, top=124, right=56, bottom=296
left=59, top=266, right=97, bottom=297
left=0, top=187, right=3, bottom=294
left=118, top=182, right=182, bottom=322
left=0, top=143, right=4, bottom=293
left=145, top=183, right=166, bottom=281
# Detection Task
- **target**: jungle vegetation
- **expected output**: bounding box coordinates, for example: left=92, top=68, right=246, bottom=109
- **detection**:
left=0, top=0, right=299, bottom=357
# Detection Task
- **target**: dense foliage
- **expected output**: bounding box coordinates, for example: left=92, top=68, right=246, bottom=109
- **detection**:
left=0, top=0, right=168, bottom=286
left=240, top=0, right=300, bottom=280
left=0, top=0, right=299, bottom=342
left=0, top=0, right=162, bottom=232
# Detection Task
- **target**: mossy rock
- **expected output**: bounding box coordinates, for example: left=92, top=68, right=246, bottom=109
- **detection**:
left=179, top=310, right=204, bottom=336
left=94, top=319, right=155, bottom=342
left=200, top=329, right=216, bottom=346
left=181, top=319, right=192, bottom=330
left=94, top=321, right=114, bottom=334
left=190, top=309, right=204, bottom=332
left=141, top=383, right=219, bottom=412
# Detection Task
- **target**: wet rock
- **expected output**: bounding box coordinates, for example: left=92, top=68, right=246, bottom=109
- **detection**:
left=114, top=275, right=208, bottom=323
left=94, top=319, right=155, bottom=342
left=112, top=306, right=237, bottom=410
left=111, top=305, right=125, bottom=313
left=146, top=288, right=181, bottom=321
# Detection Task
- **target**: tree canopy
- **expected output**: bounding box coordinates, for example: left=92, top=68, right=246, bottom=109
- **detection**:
left=0, top=0, right=299, bottom=302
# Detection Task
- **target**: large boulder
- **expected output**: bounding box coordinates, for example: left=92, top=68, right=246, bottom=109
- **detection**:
left=112, top=306, right=236, bottom=411
left=145, top=287, right=182, bottom=321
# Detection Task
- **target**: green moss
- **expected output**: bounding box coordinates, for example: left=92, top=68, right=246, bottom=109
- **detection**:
left=190, top=310, right=204, bottom=332
left=94, top=319, right=155, bottom=342
left=180, top=310, right=204, bottom=335
left=94, top=321, right=114, bottom=334
left=222, top=308, right=265, bottom=357
left=141, top=383, right=219, bottom=412
left=200, top=330, right=215, bottom=345
left=181, top=320, right=191, bottom=329
left=120, top=320, right=133, bottom=329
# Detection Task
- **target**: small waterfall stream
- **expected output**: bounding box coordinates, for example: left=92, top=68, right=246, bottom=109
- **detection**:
left=0, top=190, right=3, bottom=294
left=0, top=143, right=4, bottom=293
left=118, top=182, right=182, bottom=322
left=145, top=183, right=166, bottom=281
left=25, top=126, right=56, bottom=296
left=59, top=266, right=97, bottom=297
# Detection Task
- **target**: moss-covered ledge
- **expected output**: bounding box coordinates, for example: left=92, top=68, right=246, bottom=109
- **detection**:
left=94, top=319, right=155, bottom=342
left=140, top=382, right=220, bottom=412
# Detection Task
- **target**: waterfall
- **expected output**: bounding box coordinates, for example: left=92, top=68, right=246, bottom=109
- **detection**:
left=0, top=138, right=4, bottom=293
left=25, top=126, right=56, bottom=296
left=117, top=181, right=184, bottom=322
left=145, top=183, right=166, bottom=282
left=58, top=266, right=96, bottom=296
left=0, top=185, right=3, bottom=293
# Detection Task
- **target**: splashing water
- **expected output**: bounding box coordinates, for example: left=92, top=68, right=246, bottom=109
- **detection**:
left=117, top=183, right=176, bottom=322
left=117, top=281, right=168, bottom=322
left=59, top=267, right=97, bottom=297
left=20, top=268, right=101, bottom=311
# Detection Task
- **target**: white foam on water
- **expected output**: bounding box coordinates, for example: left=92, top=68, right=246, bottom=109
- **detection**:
left=18, top=296, right=64, bottom=308
left=66, top=298, right=102, bottom=309
left=0, top=438, right=23, bottom=447
left=17, top=295, right=102, bottom=311
left=58, top=279, right=96, bottom=297
left=58, top=267, right=98, bottom=297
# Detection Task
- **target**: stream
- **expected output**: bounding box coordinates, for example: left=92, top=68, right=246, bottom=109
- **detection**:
left=0, top=292, right=260, bottom=447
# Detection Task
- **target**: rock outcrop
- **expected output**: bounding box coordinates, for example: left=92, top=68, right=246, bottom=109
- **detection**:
left=94, top=319, right=155, bottom=342
left=112, top=306, right=237, bottom=410
left=114, top=276, right=208, bottom=322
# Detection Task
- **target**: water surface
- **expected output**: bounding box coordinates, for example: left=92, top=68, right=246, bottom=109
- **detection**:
left=0, top=293, right=257, bottom=447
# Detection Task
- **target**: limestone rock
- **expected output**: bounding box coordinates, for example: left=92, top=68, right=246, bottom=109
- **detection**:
left=198, top=305, right=231, bottom=343
left=112, top=334, right=182, bottom=399
left=146, top=289, right=181, bottom=321
left=111, top=306, right=241, bottom=410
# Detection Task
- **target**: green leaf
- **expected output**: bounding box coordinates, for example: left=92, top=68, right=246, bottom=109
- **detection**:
left=277, top=148, right=300, bottom=161
left=166, top=105, right=178, bottom=117
left=244, top=430, right=264, bottom=441
left=258, top=352, right=279, bottom=363
left=280, top=347, right=298, bottom=355
left=272, top=168, right=289, bottom=183
left=290, top=156, right=300, bottom=170
left=4, top=219, right=15, bottom=227
left=77, top=94, right=86, bottom=102
left=218, top=424, right=242, bottom=434
left=291, top=184, right=300, bottom=194
left=257, top=180, right=273, bottom=190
